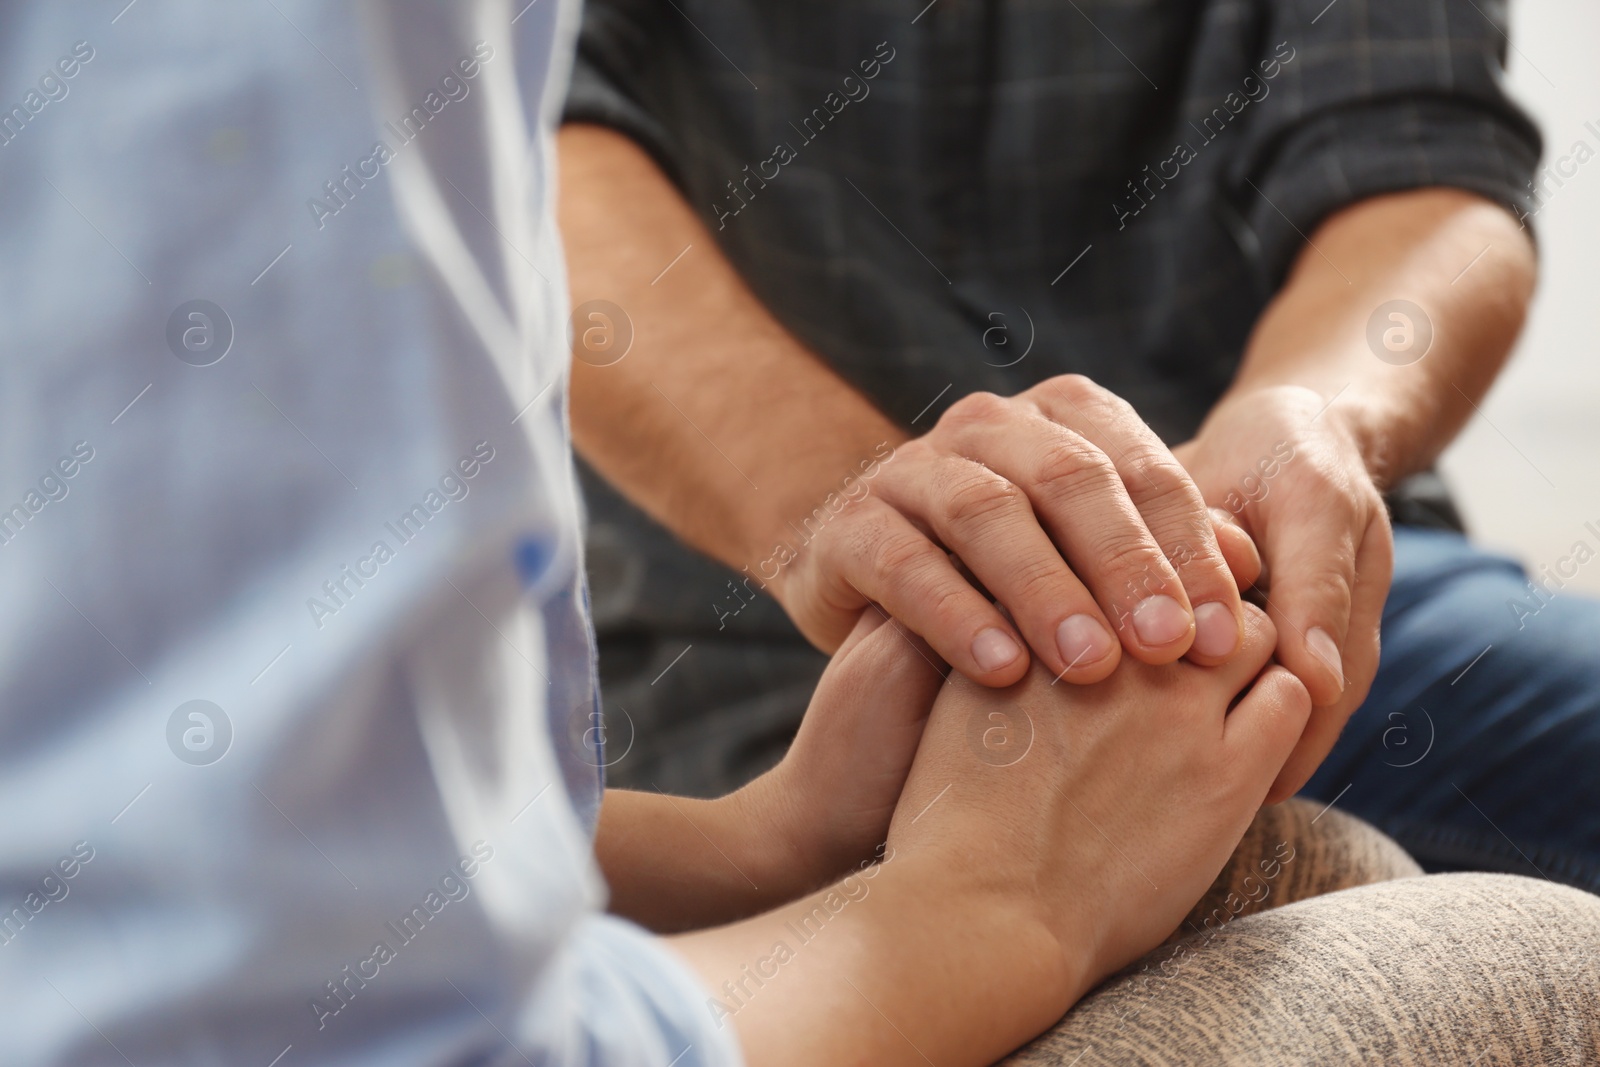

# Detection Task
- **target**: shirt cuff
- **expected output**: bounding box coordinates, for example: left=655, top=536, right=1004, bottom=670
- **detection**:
left=1234, top=97, right=1541, bottom=287
left=561, top=51, right=683, bottom=186
left=514, top=912, right=746, bottom=1067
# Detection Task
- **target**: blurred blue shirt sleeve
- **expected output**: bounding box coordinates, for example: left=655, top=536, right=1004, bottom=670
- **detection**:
left=0, top=2, right=741, bottom=1065
left=520, top=916, right=746, bottom=1067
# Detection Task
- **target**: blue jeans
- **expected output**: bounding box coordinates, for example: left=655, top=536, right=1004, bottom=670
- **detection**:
left=1304, top=526, right=1600, bottom=893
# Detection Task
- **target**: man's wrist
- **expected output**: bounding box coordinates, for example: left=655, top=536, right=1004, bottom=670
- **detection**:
left=1208, top=191, right=1535, bottom=496
left=1205, top=380, right=1389, bottom=489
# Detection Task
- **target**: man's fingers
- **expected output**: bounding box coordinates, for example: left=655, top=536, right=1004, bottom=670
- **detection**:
left=878, top=427, right=1124, bottom=682
left=924, top=391, right=1194, bottom=667
left=1257, top=482, right=1367, bottom=707
left=1266, top=511, right=1393, bottom=802
left=824, top=503, right=1029, bottom=686
left=1027, top=376, right=1243, bottom=665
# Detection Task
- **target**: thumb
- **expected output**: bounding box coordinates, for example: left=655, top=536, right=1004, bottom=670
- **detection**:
left=1259, top=497, right=1360, bottom=707
left=836, top=613, right=946, bottom=715
left=1209, top=507, right=1262, bottom=592
left=831, top=606, right=890, bottom=661
left=803, top=611, right=946, bottom=739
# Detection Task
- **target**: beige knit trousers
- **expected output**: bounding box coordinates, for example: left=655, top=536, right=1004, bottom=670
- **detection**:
left=1000, top=800, right=1600, bottom=1066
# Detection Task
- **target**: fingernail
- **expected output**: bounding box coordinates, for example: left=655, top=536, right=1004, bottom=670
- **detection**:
left=1191, top=602, right=1239, bottom=658
left=1306, top=627, right=1345, bottom=689
left=1130, top=595, right=1192, bottom=647
left=1056, top=614, right=1115, bottom=671
left=971, top=627, right=1022, bottom=672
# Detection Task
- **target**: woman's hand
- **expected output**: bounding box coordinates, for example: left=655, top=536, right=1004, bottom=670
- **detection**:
left=888, top=602, right=1311, bottom=1002
left=598, top=609, right=945, bottom=929
left=745, top=610, right=947, bottom=881
left=670, top=604, right=1310, bottom=1067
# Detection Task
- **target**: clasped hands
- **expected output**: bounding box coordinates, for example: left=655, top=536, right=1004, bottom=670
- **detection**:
left=766, top=373, right=1392, bottom=804
left=674, top=598, right=1312, bottom=1063
left=666, top=375, right=1388, bottom=1054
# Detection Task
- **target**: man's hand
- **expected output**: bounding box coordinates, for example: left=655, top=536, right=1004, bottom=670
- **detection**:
left=1176, top=386, right=1392, bottom=801
left=1177, top=188, right=1535, bottom=800
left=774, top=376, right=1255, bottom=688
left=560, top=126, right=1256, bottom=697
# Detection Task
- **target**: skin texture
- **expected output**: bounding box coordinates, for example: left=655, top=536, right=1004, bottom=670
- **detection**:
left=596, top=605, right=1310, bottom=1067
left=559, top=124, right=1536, bottom=792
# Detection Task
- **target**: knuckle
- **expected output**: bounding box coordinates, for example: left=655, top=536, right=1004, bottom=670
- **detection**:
left=1050, top=373, right=1104, bottom=406
left=867, top=531, right=940, bottom=594
left=923, top=578, right=978, bottom=628
left=941, top=390, right=1010, bottom=429
left=834, top=504, right=891, bottom=561
left=1096, top=386, right=1141, bottom=422
left=1055, top=373, right=1136, bottom=422
left=942, top=469, right=1023, bottom=530
left=1032, top=441, right=1118, bottom=500
left=1163, top=536, right=1217, bottom=576
left=1300, top=569, right=1355, bottom=615
left=1094, top=536, right=1171, bottom=591
left=1300, top=459, right=1353, bottom=501
left=1122, top=450, right=1198, bottom=509
left=1009, top=556, right=1072, bottom=607
left=1238, top=607, right=1278, bottom=658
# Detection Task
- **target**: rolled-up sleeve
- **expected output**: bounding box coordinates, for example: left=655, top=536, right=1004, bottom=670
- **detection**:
left=1226, top=0, right=1542, bottom=285
left=561, top=0, right=684, bottom=181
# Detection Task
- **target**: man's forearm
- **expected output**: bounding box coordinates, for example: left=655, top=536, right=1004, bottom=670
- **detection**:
left=558, top=123, right=903, bottom=569
left=1220, top=188, right=1536, bottom=489
left=559, top=124, right=1256, bottom=680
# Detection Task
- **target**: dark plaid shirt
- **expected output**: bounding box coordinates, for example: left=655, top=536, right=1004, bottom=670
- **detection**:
left=561, top=0, right=1541, bottom=790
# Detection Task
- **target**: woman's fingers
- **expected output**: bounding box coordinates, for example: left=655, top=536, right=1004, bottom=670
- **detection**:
left=829, top=605, right=889, bottom=661
left=1210, top=603, right=1280, bottom=695
left=1209, top=507, right=1263, bottom=592
left=1225, top=665, right=1314, bottom=793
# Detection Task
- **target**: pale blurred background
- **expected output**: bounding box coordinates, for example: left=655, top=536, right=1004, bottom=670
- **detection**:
left=1440, top=0, right=1600, bottom=591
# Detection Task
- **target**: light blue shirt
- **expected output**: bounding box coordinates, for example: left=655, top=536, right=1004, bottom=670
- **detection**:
left=0, top=3, right=740, bottom=1064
